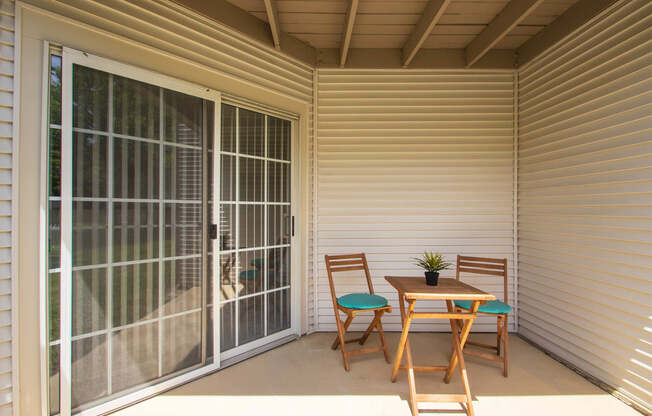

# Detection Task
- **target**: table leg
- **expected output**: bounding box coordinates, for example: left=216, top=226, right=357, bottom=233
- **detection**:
left=449, top=315, right=474, bottom=416
left=444, top=300, right=479, bottom=383
left=391, top=295, right=415, bottom=382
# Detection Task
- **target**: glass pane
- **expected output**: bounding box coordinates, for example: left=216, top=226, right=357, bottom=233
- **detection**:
left=268, top=247, right=290, bottom=290
left=164, top=146, right=202, bottom=200
left=268, top=162, right=290, bottom=203
left=113, top=138, right=160, bottom=199
left=267, top=116, right=291, bottom=161
left=238, top=108, right=264, bottom=157
left=239, top=205, right=263, bottom=249
left=220, top=253, right=237, bottom=301
left=239, top=157, right=264, bottom=202
left=219, top=204, right=236, bottom=251
left=50, top=55, right=62, bottom=126
left=163, top=257, right=202, bottom=315
left=49, top=129, right=61, bottom=197
left=206, top=305, right=214, bottom=360
left=49, top=200, right=61, bottom=270
left=220, top=301, right=236, bottom=351
left=238, top=295, right=264, bottom=345
left=72, top=201, right=108, bottom=267
left=71, top=335, right=108, bottom=411
left=48, top=273, right=60, bottom=342
left=113, top=76, right=160, bottom=139
left=72, top=133, right=108, bottom=198
left=220, top=155, right=237, bottom=201
left=113, top=202, right=160, bottom=262
left=73, top=65, right=108, bottom=131
left=112, top=263, right=159, bottom=327
left=49, top=344, right=60, bottom=416
left=111, top=322, right=159, bottom=393
left=267, top=205, right=290, bottom=246
left=267, top=288, right=290, bottom=335
left=164, top=203, right=202, bottom=258
left=221, top=104, right=236, bottom=152
left=162, top=312, right=201, bottom=375
left=72, top=268, right=107, bottom=337
left=164, top=90, right=203, bottom=147
left=238, top=249, right=264, bottom=297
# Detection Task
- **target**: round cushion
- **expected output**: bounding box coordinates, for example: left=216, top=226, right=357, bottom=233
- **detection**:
left=338, top=293, right=388, bottom=309
left=454, top=300, right=511, bottom=314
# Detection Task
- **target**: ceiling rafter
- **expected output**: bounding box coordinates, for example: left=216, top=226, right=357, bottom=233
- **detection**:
left=401, top=0, right=452, bottom=67
left=263, top=0, right=281, bottom=50
left=339, top=0, right=360, bottom=67
left=465, top=0, right=545, bottom=68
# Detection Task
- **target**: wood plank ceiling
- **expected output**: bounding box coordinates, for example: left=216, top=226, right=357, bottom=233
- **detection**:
left=175, top=0, right=616, bottom=68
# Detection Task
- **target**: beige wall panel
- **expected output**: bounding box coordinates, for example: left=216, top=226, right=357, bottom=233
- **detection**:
left=517, top=0, right=652, bottom=412
left=315, top=69, right=516, bottom=333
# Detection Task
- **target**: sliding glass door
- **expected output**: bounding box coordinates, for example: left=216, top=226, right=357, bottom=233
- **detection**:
left=213, top=104, right=293, bottom=360
left=44, top=47, right=295, bottom=415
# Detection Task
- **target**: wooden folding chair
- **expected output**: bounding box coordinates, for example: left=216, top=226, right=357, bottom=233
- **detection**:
left=325, top=253, right=392, bottom=371
left=454, top=255, right=511, bottom=377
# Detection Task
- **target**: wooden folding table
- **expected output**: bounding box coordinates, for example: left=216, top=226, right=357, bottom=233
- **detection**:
left=385, top=276, right=495, bottom=416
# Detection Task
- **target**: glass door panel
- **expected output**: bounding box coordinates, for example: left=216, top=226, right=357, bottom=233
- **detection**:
left=215, top=104, right=293, bottom=357
left=47, top=51, right=216, bottom=415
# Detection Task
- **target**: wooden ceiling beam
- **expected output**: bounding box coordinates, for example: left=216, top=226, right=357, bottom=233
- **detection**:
left=516, top=0, right=621, bottom=68
left=339, top=0, right=360, bottom=67
left=263, top=0, right=281, bottom=50
left=402, top=0, right=452, bottom=67
left=465, top=0, right=544, bottom=68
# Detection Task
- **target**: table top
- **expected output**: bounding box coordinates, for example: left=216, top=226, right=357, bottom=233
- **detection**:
left=385, top=276, right=495, bottom=301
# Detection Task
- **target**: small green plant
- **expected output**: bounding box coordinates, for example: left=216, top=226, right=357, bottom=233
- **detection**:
left=413, top=251, right=452, bottom=273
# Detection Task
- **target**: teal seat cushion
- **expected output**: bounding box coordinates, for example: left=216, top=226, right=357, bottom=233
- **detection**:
left=337, top=293, right=388, bottom=310
left=454, top=300, right=511, bottom=314
left=239, top=269, right=260, bottom=281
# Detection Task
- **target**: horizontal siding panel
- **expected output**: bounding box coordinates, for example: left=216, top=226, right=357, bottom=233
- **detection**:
left=316, top=69, right=515, bottom=332
left=518, top=0, right=652, bottom=411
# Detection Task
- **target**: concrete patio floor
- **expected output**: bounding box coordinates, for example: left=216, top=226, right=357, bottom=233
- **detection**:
left=114, top=332, right=640, bottom=416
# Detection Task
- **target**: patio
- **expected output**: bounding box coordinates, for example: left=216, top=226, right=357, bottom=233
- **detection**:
left=4, top=0, right=650, bottom=415
left=114, top=333, right=639, bottom=416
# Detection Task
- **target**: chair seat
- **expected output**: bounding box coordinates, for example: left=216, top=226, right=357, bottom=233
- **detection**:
left=338, top=293, right=388, bottom=310
left=455, top=300, right=511, bottom=314
left=239, top=269, right=260, bottom=281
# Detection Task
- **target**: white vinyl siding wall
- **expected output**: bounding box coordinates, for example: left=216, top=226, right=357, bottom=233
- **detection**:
left=517, top=0, right=652, bottom=411
left=315, top=69, right=516, bottom=332
left=0, top=0, right=13, bottom=414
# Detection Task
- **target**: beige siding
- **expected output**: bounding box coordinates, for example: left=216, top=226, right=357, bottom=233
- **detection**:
left=315, top=69, right=516, bottom=332
left=517, top=0, right=652, bottom=411
left=0, top=0, right=12, bottom=414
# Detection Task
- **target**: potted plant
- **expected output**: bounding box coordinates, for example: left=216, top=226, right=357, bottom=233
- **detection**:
left=413, top=251, right=452, bottom=286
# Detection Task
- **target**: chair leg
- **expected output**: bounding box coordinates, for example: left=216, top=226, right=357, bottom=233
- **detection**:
left=332, top=315, right=353, bottom=350
left=503, top=314, right=509, bottom=377
left=333, top=311, right=351, bottom=371
left=375, top=313, right=391, bottom=363
left=359, top=311, right=382, bottom=345
left=496, top=315, right=502, bottom=355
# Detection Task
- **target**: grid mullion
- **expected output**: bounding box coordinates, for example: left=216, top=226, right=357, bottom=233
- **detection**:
left=263, top=115, right=268, bottom=337
left=157, top=87, right=165, bottom=378
left=106, top=73, right=114, bottom=396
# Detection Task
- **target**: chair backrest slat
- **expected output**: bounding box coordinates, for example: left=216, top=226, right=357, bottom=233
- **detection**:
left=456, top=255, right=508, bottom=303
left=325, top=253, right=375, bottom=302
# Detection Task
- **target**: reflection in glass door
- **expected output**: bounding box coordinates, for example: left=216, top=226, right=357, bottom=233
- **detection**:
left=212, top=104, right=293, bottom=358
left=46, top=48, right=219, bottom=415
